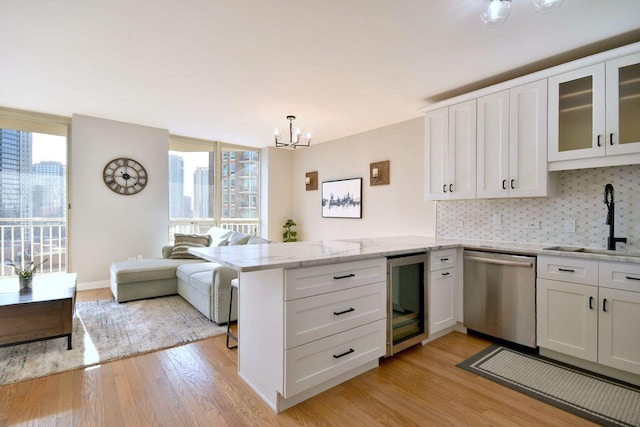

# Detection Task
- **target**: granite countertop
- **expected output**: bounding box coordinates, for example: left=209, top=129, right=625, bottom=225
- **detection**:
left=189, top=235, right=640, bottom=272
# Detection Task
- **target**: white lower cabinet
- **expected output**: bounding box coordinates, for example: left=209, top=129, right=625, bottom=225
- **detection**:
left=598, top=286, right=640, bottom=375
left=537, top=278, right=598, bottom=361
left=429, top=249, right=458, bottom=334
left=537, top=256, right=640, bottom=376
left=283, top=259, right=387, bottom=398
left=284, top=319, right=385, bottom=397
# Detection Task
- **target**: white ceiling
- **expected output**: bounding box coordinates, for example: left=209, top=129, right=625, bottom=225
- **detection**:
left=2, top=0, right=640, bottom=148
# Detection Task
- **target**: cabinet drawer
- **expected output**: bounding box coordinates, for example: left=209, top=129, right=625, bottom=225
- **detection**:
left=599, top=261, right=640, bottom=292
left=283, top=319, right=385, bottom=398
left=537, top=256, right=598, bottom=285
left=285, top=258, right=386, bottom=300
left=430, top=249, right=457, bottom=271
left=285, top=282, right=386, bottom=349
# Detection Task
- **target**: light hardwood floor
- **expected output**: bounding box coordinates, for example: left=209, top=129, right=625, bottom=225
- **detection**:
left=0, top=289, right=596, bottom=426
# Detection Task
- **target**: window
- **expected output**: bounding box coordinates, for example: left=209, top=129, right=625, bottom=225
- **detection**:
left=169, top=136, right=260, bottom=237
left=0, top=108, right=69, bottom=277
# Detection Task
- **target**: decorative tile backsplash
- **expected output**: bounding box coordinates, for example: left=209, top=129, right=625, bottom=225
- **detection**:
left=437, top=164, right=639, bottom=250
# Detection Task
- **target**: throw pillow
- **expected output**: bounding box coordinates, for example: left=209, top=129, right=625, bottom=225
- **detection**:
left=247, top=234, right=273, bottom=245
left=170, top=233, right=212, bottom=259
left=205, top=226, right=233, bottom=247
left=226, top=231, right=251, bottom=246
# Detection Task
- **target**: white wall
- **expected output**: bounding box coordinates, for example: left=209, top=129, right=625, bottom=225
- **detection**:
left=290, top=118, right=436, bottom=241
left=260, top=147, right=294, bottom=241
left=70, top=115, right=169, bottom=287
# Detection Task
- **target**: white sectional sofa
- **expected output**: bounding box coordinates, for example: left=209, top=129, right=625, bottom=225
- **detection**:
left=110, top=227, right=272, bottom=324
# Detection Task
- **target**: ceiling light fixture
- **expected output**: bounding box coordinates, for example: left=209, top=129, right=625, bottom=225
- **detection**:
left=481, top=0, right=564, bottom=27
left=532, top=0, right=565, bottom=13
left=480, top=0, right=511, bottom=28
left=274, top=115, right=312, bottom=149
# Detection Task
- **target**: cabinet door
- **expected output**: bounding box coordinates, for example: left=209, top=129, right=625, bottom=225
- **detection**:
left=447, top=100, right=476, bottom=200
left=429, top=268, right=456, bottom=334
left=548, top=64, right=606, bottom=162
left=605, top=52, right=640, bottom=156
left=509, top=80, right=548, bottom=197
left=537, top=278, right=598, bottom=362
left=425, top=107, right=449, bottom=200
left=598, top=287, right=640, bottom=375
left=477, top=90, right=509, bottom=199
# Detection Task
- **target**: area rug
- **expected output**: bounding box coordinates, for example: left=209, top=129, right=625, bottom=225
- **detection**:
left=0, top=295, right=226, bottom=386
left=458, top=345, right=640, bottom=427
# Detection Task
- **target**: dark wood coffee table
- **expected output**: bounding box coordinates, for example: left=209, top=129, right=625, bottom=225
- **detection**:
left=0, top=273, right=77, bottom=350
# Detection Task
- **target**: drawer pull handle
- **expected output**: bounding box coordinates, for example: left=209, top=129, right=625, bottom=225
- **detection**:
left=502, top=179, right=507, bottom=190
left=558, top=268, right=575, bottom=273
left=333, top=273, right=356, bottom=280
left=589, top=296, right=594, bottom=310
left=625, top=275, right=640, bottom=281
left=603, top=298, right=608, bottom=312
left=597, top=134, right=601, bottom=147
left=440, top=258, right=449, bottom=262
left=442, top=272, right=450, bottom=276
left=333, top=348, right=355, bottom=359
left=333, top=307, right=355, bottom=316
left=610, top=133, right=614, bottom=146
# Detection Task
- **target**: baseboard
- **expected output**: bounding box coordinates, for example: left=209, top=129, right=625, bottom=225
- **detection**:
left=422, top=322, right=467, bottom=344
left=77, top=280, right=110, bottom=291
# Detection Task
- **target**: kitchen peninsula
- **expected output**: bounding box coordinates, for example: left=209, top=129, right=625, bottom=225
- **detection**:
left=191, top=236, right=640, bottom=413
left=190, top=236, right=453, bottom=413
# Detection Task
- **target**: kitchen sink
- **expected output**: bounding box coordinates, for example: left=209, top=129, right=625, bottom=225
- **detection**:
left=543, top=246, right=640, bottom=258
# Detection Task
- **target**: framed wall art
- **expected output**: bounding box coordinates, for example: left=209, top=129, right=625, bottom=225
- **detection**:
left=321, top=178, right=362, bottom=218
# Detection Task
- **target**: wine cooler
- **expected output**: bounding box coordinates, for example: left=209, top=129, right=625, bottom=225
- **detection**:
left=386, top=253, right=429, bottom=356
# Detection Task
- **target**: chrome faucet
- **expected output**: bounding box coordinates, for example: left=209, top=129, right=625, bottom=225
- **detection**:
left=604, top=184, right=627, bottom=250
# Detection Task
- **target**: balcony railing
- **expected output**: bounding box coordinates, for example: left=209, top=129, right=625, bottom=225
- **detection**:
left=168, top=218, right=260, bottom=243
left=0, top=218, right=67, bottom=277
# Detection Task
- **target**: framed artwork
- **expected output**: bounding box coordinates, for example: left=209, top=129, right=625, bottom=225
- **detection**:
left=322, top=178, right=362, bottom=218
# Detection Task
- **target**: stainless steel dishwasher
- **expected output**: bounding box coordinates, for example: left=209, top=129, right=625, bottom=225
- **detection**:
left=463, top=250, right=537, bottom=348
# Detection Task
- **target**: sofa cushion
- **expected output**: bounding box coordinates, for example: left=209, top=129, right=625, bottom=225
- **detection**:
left=170, top=233, right=212, bottom=259
left=176, top=262, right=219, bottom=283
left=189, top=271, right=216, bottom=295
left=111, top=259, right=196, bottom=284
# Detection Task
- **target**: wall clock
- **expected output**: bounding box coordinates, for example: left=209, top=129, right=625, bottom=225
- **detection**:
left=103, top=157, right=148, bottom=195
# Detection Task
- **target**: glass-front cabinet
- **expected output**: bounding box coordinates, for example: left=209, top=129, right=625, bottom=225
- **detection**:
left=606, top=52, right=640, bottom=155
left=548, top=52, right=640, bottom=162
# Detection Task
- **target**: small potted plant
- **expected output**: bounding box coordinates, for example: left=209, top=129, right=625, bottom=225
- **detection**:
left=282, top=219, right=298, bottom=242
left=6, top=258, right=48, bottom=291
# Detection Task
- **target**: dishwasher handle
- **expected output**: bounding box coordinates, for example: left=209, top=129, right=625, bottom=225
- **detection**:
left=464, top=255, right=534, bottom=268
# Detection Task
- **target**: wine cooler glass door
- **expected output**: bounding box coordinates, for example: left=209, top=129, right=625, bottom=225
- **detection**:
left=387, top=254, right=428, bottom=356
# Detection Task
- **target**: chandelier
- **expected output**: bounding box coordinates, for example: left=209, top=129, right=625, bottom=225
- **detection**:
left=481, top=0, right=564, bottom=27
left=274, top=115, right=312, bottom=149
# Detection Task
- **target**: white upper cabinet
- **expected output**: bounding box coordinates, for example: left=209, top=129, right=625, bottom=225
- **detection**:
left=606, top=52, right=640, bottom=156
left=425, top=100, right=476, bottom=201
left=477, top=80, right=549, bottom=198
left=548, top=52, right=640, bottom=166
